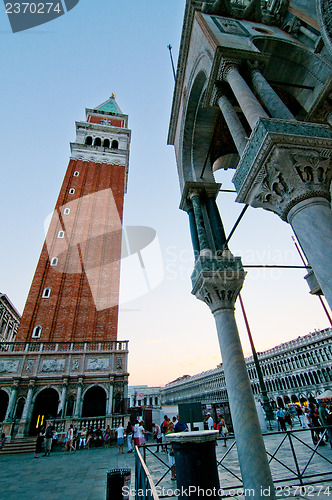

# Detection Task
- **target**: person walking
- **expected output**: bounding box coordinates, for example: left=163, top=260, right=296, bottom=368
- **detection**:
left=43, top=422, right=54, bottom=456
left=79, top=427, right=87, bottom=449
left=166, top=421, right=176, bottom=480
left=276, top=407, right=286, bottom=432
left=319, top=401, right=332, bottom=449
left=206, top=413, right=214, bottom=430
left=64, top=424, right=75, bottom=452
left=34, top=427, right=44, bottom=458
left=116, top=423, right=125, bottom=454
left=153, top=422, right=163, bottom=451
left=126, top=421, right=133, bottom=453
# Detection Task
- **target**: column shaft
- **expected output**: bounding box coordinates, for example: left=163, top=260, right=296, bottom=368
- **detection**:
left=74, top=384, right=83, bottom=418
left=5, top=386, right=18, bottom=420
left=206, top=197, right=227, bottom=253
left=108, top=384, right=114, bottom=415
left=288, top=198, right=332, bottom=310
left=190, top=194, right=210, bottom=253
left=214, top=308, right=276, bottom=498
left=251, top=70, right=295, bottom=121
left=218, top=94, right=248, bottom=155
left=188, top=208, right=200, bottom=256
left=21, top=385, right=34, bottom=420
left=226, top=67, right=268, bottom=129
left=60, top=384, right=67, bottom=417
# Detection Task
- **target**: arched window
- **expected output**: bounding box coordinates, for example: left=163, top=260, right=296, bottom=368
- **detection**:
left=32, top=325, right=42, bottom=338
left=103, top=138, right=110, bottom=148
left=15, top=397, right=25, bottom=419
left=94, top=137, right=101, bottom=147
left=69, top=188, right=75, bottom=194
left=73, top=171, right=79, bottom=177
left=111, top=139, right=119, bottom=149
left=85, top=136, right=92, bottom=145
left=50, top=257, right=58, bottom=266
left=66, top=395, right=75, bottom=417
left=57, top=231, right=64, bottom=238
left=63, top=208, right=70, bottom=215
left=42, top=288, right=51, bottom=298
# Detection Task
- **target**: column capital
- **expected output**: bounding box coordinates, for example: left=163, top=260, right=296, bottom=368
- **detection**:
left=191, top=251, right=246, bottom=313
left=233, top=119, right=332, bottom=221
left=218, top=58, right=240, bottom=82
left=180, top=181, right=221, bottom=212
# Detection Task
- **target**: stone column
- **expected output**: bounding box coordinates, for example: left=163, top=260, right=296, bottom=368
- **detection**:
left=288, top=198, right=332, bottom=307
left=5, top=382, right=19, bottom=421
left=217, top=94, right=248, bottom=155
left=108, top=381, right=114, bottom=415
left=188, top=207, right=200, bottom=256
left=222, top=63, right=268, bottom=129
left=21, top=382, right=35, bottom=421
left=233, top=121, right=332, bottom=311
left=166, top=431, right=220, bottom=498
left=191, top=252, right=276, bottom=499
left=190, top=192, right=211, bottom=255
left=251, top=69, right=295, bottom=121
left=59, top=379, right=68, bottom=417
left=205, top=196, right=227, bottom=254
left=74, top=380, right=83, bottom=418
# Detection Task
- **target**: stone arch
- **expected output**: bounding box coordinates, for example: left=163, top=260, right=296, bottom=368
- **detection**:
left=82, top=385, right=106, bottom=417
left=0, top=389, right=9, bottom=422
left=30, top=387, right=60, bottom=435
left=15, top=397, right=25, bottom=419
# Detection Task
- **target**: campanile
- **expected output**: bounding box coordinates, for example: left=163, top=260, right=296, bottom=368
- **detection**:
left=17, top=95, right=130, bottom=343
left=0, top=96, right=131, bottom=438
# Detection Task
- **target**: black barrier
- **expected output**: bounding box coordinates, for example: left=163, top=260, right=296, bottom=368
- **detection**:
left=106, top=468, right=131, bottom=500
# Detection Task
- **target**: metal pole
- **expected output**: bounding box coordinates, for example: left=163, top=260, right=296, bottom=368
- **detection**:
left=167, top=44, right=176, bottom=81
left=239, top=293, right=275, bottom=428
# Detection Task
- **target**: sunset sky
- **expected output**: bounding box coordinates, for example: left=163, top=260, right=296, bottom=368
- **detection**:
left=0, top=0, right=329, bottom=387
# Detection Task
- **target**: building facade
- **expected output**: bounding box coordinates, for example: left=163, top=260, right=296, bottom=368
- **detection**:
left=168, top=1, right=332, bottom=494
left=0, top=96, right=131, bottom=439
left=161, top=328, right=332, bottom=409
left=0, top=294, right=21, bottom=343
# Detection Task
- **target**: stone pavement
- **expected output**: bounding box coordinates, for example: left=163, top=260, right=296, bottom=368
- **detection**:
left=0, top=445, right=136, bottom=500
left=1, top=429, right=332, bottom=500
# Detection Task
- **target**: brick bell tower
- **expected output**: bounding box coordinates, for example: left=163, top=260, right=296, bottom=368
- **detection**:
left=0, top=96, right=131, bottom=438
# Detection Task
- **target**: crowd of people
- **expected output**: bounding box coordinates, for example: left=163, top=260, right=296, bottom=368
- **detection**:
left=275, top=401, right=332, bottom=447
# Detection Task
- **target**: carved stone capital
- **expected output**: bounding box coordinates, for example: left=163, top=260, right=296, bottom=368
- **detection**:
left=191, top=252, right=246, bottom=313
left=217, top=59, right=240, bottom=82
left=233, top=119, right=332, bottom=221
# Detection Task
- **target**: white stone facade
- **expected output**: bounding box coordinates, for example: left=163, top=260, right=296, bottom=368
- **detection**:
left=0, top=294, right=21, bottom=343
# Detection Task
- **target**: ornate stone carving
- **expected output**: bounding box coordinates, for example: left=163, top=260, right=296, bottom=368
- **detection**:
left=233, top=119, right=332, bottom=221
left=41, top=359, right=65, bottom=372
left=191, top=252, right=246, bottom=313
left=116, top=357, right=123, bottom=369
left=72, top=359, right=80, bottom=371
left=0, top=360, right=19, bottom=373
left=25, top=360, right=34, bottom=372
left=86, top=358, right=108, bottom=371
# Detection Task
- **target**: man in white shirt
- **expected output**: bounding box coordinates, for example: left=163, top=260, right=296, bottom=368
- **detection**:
left=206, top=413, right=214, bottom=430
left=116, top=424, right=125, bottom=454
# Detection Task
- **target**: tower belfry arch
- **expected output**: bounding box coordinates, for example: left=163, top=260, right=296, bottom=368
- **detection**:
left=168, top=0, right=332, bottom=497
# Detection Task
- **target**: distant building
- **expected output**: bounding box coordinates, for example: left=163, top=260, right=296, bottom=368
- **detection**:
left=128, top=385, right=161, bottom=409
left=161, top=328, right=332, bottom=411
left=0, top=294, right=21, bottom=343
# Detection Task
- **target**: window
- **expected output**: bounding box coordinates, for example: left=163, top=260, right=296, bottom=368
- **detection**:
left=69, top=188, right=75, bottom=194
left=111, top=139, right=119, bottom=149
left=64, top=208, right=70, bottom=215
left=42, top=288, right=51, bottom=298
left=103, top=138, right=110, bottom=148
left=32, top=326, right=42, bottom=338
left=94, top=137, right=101, bottom=147
left=85, top=136, right=92, bottom=145
left=50, top=257, right=58, bottom=266
left=58, top=231, right=64, bottom=238
left=73, top=171, right=79, bottom=177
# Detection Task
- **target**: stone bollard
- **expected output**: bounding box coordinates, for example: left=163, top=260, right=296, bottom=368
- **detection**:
left=166, top=430, right=220, bottom=499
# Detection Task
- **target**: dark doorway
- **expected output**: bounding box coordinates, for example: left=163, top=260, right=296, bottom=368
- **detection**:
left=30, top=388, right=59, bottom=435
left=0, top=389, right=9, bottom=422
left=15, top=397, right=25, bottom=419
left=82, top=386, right=106, bottom=417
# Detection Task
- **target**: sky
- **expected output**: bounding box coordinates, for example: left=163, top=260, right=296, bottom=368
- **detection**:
left=0, top=0, right=330, bottom=387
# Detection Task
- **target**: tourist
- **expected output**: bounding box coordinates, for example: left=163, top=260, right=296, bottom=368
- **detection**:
left=0, top=432, right=6, bottom=450
left=206, top=413, right=214, bottom=430
left=64, top=424, right=75, bottom=452
left=276, top=407, right=286, bottom=432
left=152, top=422, right=163, bottom=451
left=309, top=403, right=323, bottom=445
left=34, top=427, right=44, bottom=458
left=86, top=427, right=93, bottom=449
left=217, top=416, right=228, bottom=447
left=319, top=401, right=332, bottom=448
left=133, top=422, right=140, bottom=447
left=138, top=420, right=147, bottom=446
left=166, top=421, right=176, bottom=480
left=72, top=427, right=78, bottom=450
left=296, top=405, right=306, bottom=428
left=174, top=420, right=188, bottom=433
left=104, top=425, right=111, bottom=448
left=79, top=427, right=87, bottom=449
left=43, top=421, right=54, bottom=456
left=284, top=407, right=293, bottom=431
left=126, top=421, right=133, bottom=453
left=161, top=415, right=169, bottom=451
left=94, top=426, right=104, bottom=447
left=116, top=423, right=125, bottom=454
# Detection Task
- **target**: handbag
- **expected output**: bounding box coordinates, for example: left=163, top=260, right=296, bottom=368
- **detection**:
left=222, top=425, right=228, bottom=435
